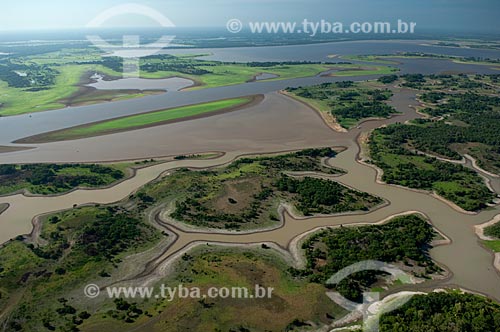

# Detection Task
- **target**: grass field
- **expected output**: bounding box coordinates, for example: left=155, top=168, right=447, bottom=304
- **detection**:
left=339, top=55, right=400, bottom=65
left=0, top=64, right=127, bottom=116
left=0, top=47, right=398, bottom=115
left=140, top=62, right=337, bottom=88
left=483, top=240, right=500, bottom=252
left=0, top=209, right=441, bottom=331
left=24, top=97, right=256, bottom=142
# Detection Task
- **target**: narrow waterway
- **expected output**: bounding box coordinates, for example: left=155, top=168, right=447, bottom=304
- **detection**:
left=1, top=89, right=499, bottom=302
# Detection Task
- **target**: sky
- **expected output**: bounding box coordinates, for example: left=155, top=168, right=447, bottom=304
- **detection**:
left=0, top=0, right=498, bottom=33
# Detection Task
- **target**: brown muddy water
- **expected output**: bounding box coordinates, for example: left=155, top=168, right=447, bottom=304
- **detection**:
left=1, top=89, right=499, bottom=302
left=0, top=92, right=339, bottom=163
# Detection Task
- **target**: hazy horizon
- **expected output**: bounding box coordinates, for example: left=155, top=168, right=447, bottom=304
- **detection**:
left=0, top=0, right=498, bottom=34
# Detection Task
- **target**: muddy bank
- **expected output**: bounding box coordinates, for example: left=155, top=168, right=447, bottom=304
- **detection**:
left=0, top=203, right=8, bottom=215
left=0, top=146, right=33, bottom=154
left=2, top=92, right=344, bottom=163
left=2, top=88, right=500, bottom=302
left=16, top=95, right=265, bottom=144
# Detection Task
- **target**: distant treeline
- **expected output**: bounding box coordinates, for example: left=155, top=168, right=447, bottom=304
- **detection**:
left=0, top=61, right=57, bottom=88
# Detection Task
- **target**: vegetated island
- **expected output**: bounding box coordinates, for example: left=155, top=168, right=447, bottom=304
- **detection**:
left=285, top=81, right=399, bottom=129
left=1, top=209, right=461, bottom=332
left=366, top=74, right=500, bottom=211
left=0, top=46, right=396, bottom=116
left=138, top=148, right=383, bottom=231
left=0, top=163, right=128, bottom=196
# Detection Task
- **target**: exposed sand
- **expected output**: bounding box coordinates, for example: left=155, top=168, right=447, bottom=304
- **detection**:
left=279, top=90, right=348, bottom=133
left=475, top=214, right=500, bottom=241
left=465, top=154, right=499, bottom=178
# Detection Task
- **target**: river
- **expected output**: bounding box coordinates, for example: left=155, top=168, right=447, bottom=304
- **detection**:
left=0, top=40, right=499, bottom=303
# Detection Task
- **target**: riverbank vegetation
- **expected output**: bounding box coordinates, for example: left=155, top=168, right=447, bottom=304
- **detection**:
left=294, top=214, right=440, bottom=301
left=286, top=81, right=398, bottom=128
left=417, top=92, right=500, bottom=174
left=137, top=148, right=382, bottom=230
left=0, top=203, right=495, bottom=331
left=0, top=163, right=126, bottom=195
left=0, top=148, right=380, bottom=331
left=482, top=222, right=500, bottom=252
left=369, top=126, right=495, bottom=211
left=0, top=47, right=397, bottom=116
left=342, top=53, right=500, bottom=68
left=365, top=74, right=500, bottom=211
left=380, top=291, right=500, bottom=332
left=0, top=205, right=161, bottom=332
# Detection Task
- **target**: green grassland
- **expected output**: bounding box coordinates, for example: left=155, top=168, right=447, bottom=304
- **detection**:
left=136, top=148, right=382, bottom=230
left=137, top=54, right=396, bottom=87
left=327, top=65, right=398, bottom=77
left=83, top=247, right=347, bottom=332
left=0, top=47, right=397, bottom=116
left=483, top=222, right=500, bottom=252
left=0, top=163, right=127, bottom=196
left=0, top=49, right=137, bottom=115
left=483, top=240, right=500, bottom=252
left=141, top=61, right=332, bottom=86
left=286, top=81, right=399, bottom=129
left=23, top=97, right=256, bottom=143
left=0, top=64, right=113, bottom=116
left=133, top=148, right=384, bottom=231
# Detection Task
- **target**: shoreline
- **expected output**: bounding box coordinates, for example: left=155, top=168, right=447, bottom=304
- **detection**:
left=115, top=210, right=451, bottom=291
left=279, top=90, right=348, bottom=133
left=14, top=94, right=265, bottom=144
left=0, top=146, right=34, bottom=154
left=1, top=87, right=500, bottom=303
left=0, top=203, right=8, bottom=216
left=356, top=133, right=478, bottom=216
left=465, top=154, right=499, bottom=178
left=475, top=214, right=500, bottom=273
left=0, top=152, right=225, bottom=199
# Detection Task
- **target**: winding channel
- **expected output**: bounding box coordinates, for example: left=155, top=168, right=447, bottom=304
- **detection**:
left=0, top=86, right=499, bottom=302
